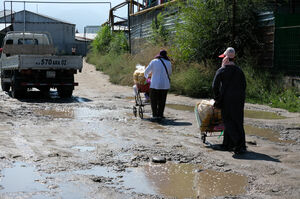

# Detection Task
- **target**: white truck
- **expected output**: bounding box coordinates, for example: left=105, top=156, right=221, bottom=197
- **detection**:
left=0, top=31, right=83, bottom=98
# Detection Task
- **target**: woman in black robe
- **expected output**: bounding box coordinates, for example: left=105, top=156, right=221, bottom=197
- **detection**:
left=212, top=47, right=247, bottom=154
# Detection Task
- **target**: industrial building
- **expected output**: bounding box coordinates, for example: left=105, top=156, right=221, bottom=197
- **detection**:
left=0, top=10, right=89, bottom=55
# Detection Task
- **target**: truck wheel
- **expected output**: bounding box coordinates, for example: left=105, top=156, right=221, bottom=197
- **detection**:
left=39, top=87, right=50, bottom=94
left=58, top=86, right=73, bottom=98
left=11, top=75, right=26, bottom=98
left=1, top=81, right=10, bottom=92
left=1, top=71, right=10, bottom=92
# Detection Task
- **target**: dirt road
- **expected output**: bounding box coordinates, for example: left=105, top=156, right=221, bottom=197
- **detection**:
left=0, top=60, right=299, bottom=199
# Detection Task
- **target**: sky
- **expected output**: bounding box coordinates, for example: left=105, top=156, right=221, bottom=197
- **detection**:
left=1, top=0, right=130, bottom=32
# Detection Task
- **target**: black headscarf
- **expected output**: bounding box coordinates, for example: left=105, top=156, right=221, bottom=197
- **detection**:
left=155, top=50, right=170, bottom=61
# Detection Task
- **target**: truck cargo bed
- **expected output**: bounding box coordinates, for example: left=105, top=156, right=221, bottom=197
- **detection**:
left=1, top=55, right=83, bottom=71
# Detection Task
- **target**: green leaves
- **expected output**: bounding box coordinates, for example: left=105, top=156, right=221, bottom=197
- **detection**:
left=109, top=32, right=129, bottom=54
left=151, top=13, right=169, bottom=45
left=91, top=25, right=128, bottom=55
left=173, top=0, right=266, bottom=63
left=92, top=25, right=112, bottom=54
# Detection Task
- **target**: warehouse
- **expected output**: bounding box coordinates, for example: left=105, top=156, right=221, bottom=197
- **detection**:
left=0, top=10, right=87, bottom=55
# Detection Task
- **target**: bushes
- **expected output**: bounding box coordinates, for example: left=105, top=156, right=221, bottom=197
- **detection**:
left=270, top=89, right=300, bottom=112
left=240, top=58, right=300, bottom=112
left=87, top=25, right=131, bottom=85
left=170, top=63, right=215, bottom=97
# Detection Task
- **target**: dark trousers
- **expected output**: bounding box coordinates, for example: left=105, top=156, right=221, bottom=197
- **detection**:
left=221, top=97, right=246, bottom=151
left=149, top=88, right=168, bottom=117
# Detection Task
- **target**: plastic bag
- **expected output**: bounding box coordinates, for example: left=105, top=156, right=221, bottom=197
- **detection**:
left=195, top=99, right=222, bottom=132
left=133, top=64, right=146, bottom=85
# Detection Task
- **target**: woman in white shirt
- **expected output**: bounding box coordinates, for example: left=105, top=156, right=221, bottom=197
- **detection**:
left=144, top=50, right=172, bottom=120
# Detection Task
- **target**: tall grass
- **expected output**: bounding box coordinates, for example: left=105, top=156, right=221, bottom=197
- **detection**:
left=241, top=58, right=300, bottom=112
left=86, top=51, right=135, bottom=86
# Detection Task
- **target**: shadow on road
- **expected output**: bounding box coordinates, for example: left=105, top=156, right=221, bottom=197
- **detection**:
left=145, top=118, right=192, bottom=126
left=232, top=151, right=281, bottom=162
left=10, top=91, right=92, bottom=104
left=206, top=144, right=281, bottom=162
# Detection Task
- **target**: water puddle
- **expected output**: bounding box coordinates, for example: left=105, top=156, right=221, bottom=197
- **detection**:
left=244, top=110, right=286, bottom=119
left=0, top=162, right=247, bottom=198
left=75, top=162, right=247, bottom=199
left=0, top=162, right=47, bottom=193
left=143, top=163, right=247, bottom=199
left=125, top=96, right=135, bottom=100
left=244, top=125, right=294, bottom=143
left=72, top=146, right=96, bottom=152
left=0, top=162, right=93, bottom=198
left=35, top=108, right=74, bottom=118
left=35, top=107, right=108, bottom=120
left=166, top=104, right=195, bottom=112
left=166, top=104, right=286, bottom=120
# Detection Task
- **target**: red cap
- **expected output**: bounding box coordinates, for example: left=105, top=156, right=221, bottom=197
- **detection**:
left=218, top=54, right=225, bottom=58
left=218, top=47, right=235, bottom=58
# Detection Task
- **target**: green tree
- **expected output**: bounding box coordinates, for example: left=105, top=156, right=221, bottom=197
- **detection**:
left=174, top=0, right=266, bottom=64
left=109, top=32, right=129, bottom=54
left=91, top=25, right=112, bottom=54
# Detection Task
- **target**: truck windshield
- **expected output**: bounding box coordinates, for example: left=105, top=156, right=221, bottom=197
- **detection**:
left=18, top=39, right=38, bottom=45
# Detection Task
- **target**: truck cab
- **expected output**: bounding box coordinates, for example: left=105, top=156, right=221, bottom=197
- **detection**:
left=1, top=32, right=54, bottom=59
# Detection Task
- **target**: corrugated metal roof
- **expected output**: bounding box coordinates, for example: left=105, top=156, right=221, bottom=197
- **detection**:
left=0, top=10, right=15, bottom=18
left=0, top=10, right=74, bottom=25
left=75, top=33, right=96, bottom=40
left=24, top=10, right=74, bottom=25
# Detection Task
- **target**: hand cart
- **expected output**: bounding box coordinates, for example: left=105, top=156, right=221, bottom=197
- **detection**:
left=133, top=83, right=150, bottom=119
left=194, top=105, right=224, bottom=143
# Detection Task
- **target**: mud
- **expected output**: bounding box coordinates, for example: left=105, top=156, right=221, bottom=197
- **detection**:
left=0, top=59, right=299, bottom=199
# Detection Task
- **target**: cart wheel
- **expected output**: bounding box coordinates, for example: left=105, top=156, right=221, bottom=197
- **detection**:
left=138, top=106, right=143, bottom=119
left=201, top=134, right=206, bottom=143
left=133, top=106, right=137, bottom=117
left=137, top=92, right=142, bottom=106
left=135, top=95, right=138, bottom=106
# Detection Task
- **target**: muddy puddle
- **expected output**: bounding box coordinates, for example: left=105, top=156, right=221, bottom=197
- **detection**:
left=0, top=162, right=47, bottom=193
left=35, top=107, right=110, bottom=120
left=35, top=108, right=74, bottom=118
left=166, top=104, right=195, bottom=112
left=245, top=125, right=294, bottom=143
left=76, top=162, right=247, bottom=199
left=166, top=104, right=286, bottom=119
left=0, top=162, right=91, bottom=199
left=244, top=110, right=286, bottom=119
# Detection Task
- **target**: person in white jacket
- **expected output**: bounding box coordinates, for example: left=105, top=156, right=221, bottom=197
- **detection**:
left=144, top=50, right=172, bottom=120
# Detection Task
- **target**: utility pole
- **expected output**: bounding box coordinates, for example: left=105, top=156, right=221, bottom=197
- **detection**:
left=232, top=0, right=236, bottom=45
left=128, top=2, right=131, bottom=54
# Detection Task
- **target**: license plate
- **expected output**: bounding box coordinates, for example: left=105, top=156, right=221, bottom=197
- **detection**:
left=46, top=71, right=56, bottom=78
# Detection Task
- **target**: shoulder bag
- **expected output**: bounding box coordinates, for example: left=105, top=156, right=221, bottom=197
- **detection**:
left=158, top=58, right=170, bottom=82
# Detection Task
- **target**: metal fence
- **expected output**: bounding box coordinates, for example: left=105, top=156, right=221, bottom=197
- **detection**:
left=130, top=6, right=179, bottom=54
left=274, top=13, right=300, bottom=75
